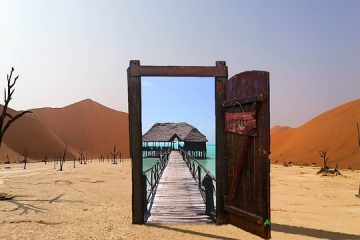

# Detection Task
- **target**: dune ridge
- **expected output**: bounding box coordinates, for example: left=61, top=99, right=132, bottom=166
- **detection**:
left=2, top=97, right=359, bottom=169
left=271, top=98, right=360, bottom=169
left=0, top=99, right=129, bottom=162
left=1, top=106, right=73, bottom=162
left=32, top=99, right=130, bottom=160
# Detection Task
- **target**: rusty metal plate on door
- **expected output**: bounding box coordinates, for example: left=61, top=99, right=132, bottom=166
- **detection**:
left=225, top=111, right=256, bottom=136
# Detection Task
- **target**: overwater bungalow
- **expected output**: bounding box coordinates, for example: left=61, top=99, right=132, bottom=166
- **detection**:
left=142, top=122, right=207, bottom=159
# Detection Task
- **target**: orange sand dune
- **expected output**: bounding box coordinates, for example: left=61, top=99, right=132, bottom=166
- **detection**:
left=271, top=98, right=360, bottom=169
left=271, top=125, right=292, bottom=135
left=0, top=142, right=23, bottom=163
left=31, top=99, right=129, bottom=159
left=1, top=107, right=74, bottom=162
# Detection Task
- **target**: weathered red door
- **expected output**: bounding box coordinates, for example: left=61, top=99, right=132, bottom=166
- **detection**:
left=222, top=71, right=270, bottom=239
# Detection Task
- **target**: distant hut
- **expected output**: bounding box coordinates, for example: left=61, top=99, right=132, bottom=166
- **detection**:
left=142, top=122, right=207, bottom=159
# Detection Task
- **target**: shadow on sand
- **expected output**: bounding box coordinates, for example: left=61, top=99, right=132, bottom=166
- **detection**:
left=147, top=224, right=241, bottom=240
left=1, top=193, right=98, bottom=215
left=272, top=223, right=360, bottom=240
left=148, top=223, right=360, bottom=240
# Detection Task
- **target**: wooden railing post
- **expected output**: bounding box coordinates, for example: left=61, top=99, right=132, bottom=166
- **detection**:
left=203, top=174, right=215, bottom=216
left=198, top=165, right=201, bottom=188
left=150, top=169, right=154, bottom=190
left=143, top=174, right=148, bottom=214
left=155, top=163, right=159, bottom=182
left=181, top=150, right=217, bottom=219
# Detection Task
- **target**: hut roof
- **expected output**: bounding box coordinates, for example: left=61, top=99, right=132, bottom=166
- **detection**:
left=142, top=122, right=208, bottom=142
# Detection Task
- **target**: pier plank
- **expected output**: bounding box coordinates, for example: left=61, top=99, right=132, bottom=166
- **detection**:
left=147, top=151, right=212, bottom=224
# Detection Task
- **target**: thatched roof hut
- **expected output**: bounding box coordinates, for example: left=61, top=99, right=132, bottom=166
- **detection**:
left=142, top=122, right=207, bottom=159
left=143, top=122, right=207, bottom=143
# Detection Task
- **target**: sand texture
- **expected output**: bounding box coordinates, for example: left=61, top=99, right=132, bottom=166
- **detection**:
left=1, top=161, right=360, bottom=240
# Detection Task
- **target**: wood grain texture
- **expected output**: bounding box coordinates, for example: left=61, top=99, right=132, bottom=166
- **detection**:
left=224, top=71, right=270, bottom=239
left=147, top=151, right=212, bottom=224
left=128, top=62, right=144, bottom=224
left=215, top=73, right=227, bottom=225
left=129, top=65, right=228, bottom=77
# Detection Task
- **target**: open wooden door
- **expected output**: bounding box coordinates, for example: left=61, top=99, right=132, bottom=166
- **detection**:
left=128, top=61, right=270, bottom=238
left=221, top=71, right=270, bottom=239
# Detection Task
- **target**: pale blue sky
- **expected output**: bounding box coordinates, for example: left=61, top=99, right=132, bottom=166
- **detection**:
left=142, top=77, right=216, bottom=143
left=1, top=0, right=359, bottom=142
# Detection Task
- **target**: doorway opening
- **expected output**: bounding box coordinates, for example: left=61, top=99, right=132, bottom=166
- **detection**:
left=128, top=60, right=227, bottom=225
left=141, top=76, right=216, bottom=223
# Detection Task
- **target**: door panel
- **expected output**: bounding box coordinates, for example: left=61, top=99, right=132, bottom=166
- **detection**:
left=223, top=71, right=270, bottom=239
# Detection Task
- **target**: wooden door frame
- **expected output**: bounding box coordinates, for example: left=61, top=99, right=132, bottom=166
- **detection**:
left=127, top=60, right=228, bottom=224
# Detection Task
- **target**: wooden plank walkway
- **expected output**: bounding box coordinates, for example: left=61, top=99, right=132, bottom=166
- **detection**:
left=147, top=151, right=212, bottom=223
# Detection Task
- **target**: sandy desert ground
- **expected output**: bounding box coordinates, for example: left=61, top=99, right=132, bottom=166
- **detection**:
left=1, top=161, right=360, bottom=240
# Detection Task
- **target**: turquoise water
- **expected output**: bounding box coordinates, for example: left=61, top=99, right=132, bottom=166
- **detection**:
left=142, top=144, right=216, bottom=176
left=143, top=158, right=159, bottom=172
left=198, top=144, right=215, bottom=175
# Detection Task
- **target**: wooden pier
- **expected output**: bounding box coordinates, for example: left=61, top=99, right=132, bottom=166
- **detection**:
left=147, top=151, right=212, bottom=223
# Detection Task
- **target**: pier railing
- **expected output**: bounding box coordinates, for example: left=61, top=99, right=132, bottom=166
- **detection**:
left=142, top=150, right=170, bottom=213
left=180, top=150, right=216, bottom=219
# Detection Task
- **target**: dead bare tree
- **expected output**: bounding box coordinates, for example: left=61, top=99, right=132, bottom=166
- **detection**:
left=79, top=148, right=84, bottom=164
left=357, top=123, right=360, bottom=198
left=317, top=150, right=342, bottom=176
left=282, top=161, right=293, bottom=167
left=357, top=122, right=360, bottom=148
left=0, top=68, right=32, bottom=147
left=107, top=153, right=109, bottom=163
left=73, top=157, right=76, bottom=168
left=5, top=154, right=10, bottom=164
left=317, top=150, right=330, bottom=174
left=22, top=149, right=29, bottom=169
left=319, top=150, right=329, bottom=169
left=57, top=153, right=61, bottom=166
left=110, top=145, right=120, bottom=164
left=328, top=164, right=342, bottom=176
left=59, top=144, right=67, bottom=171
left=43, top=153, right=48, bottom=164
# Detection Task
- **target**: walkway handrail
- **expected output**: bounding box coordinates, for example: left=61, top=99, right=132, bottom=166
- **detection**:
left=180, top=149, right=216, bottom=219
left=142, top=150, right=170, bottom=213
